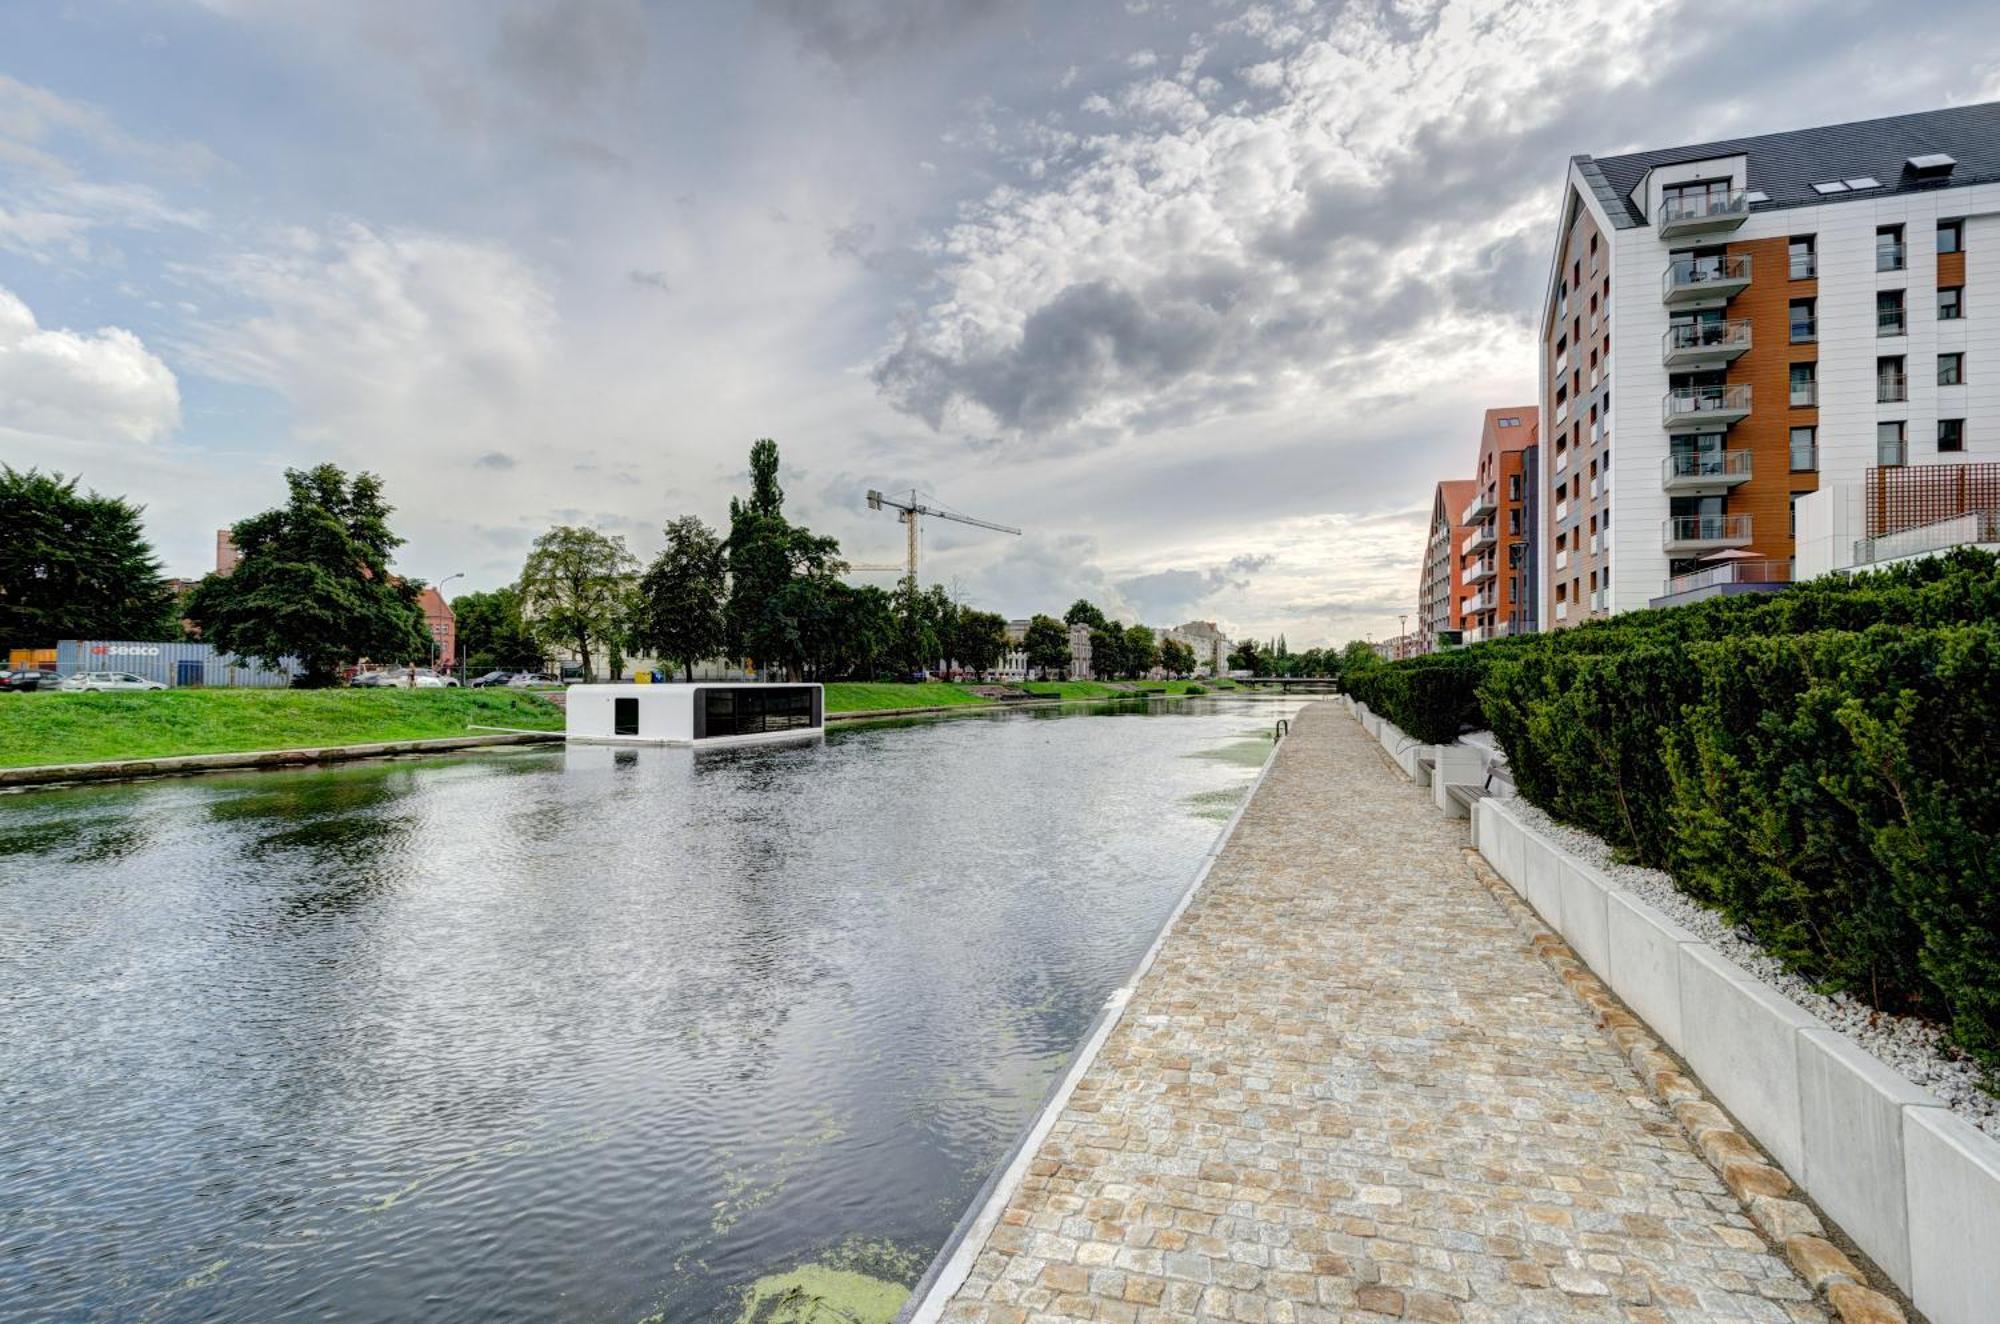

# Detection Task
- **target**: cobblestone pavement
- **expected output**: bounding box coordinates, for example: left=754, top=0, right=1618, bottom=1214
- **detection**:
left=936, top=702, right=1826, bottom=1324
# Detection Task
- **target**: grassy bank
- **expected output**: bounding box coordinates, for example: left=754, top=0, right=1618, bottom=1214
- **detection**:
left=820, top=682, right=993, bottom=713
left=0, top=689, right=564, bottom=769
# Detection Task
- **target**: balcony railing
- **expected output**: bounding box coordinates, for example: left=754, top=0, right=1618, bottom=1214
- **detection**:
left=1877, top=373, right=1908, bottom=403
left=1663, top=253, right=1751, bottom=305
left=1663, top=513, right=1753, bottom=551
left=1590, top=587, right=1610, bottom=611
left=1463, top=524, right=1495, bottom=554
left=1662, top=318, right=1752, bottom=368
left=1853, top=509, right=2000, bottom=567
left=1460, top=491, right=1496, bottom=525
left=1789, top=252, right=1817, bottom=280
left=1791, top=316, right=1818, bottom=344
left=1877, top=242, right=1906, bottom=273
left=1554, top=499, right=1570, bottom=523
left=1464, top=587, right=1497, bottom=613
left=1663, top=448, right=1752, bottom=489
left=1790, top=443, right=1819, bottom=472
left=1790, top=380, right=1818, bottom=407
left=1658, top=188, right=1749, bottom=238
left=1555, top=601, right=1569, bottom=621
left=1662, top=383, right=1752, bottom=430
left=1660, top=558, right=1793, bottom=598
left=1465, top=559, right=1497, bottom=585
left=1554, top=549, right=1570, bottom=572
left=1555, top=448, right=1570, bottom=474
left=1878, top=309, right=1906, bottom=337
left=1879, top=439, right=1908, bottom=467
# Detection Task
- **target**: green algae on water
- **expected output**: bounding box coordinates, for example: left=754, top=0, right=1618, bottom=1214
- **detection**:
left=735, top=1265, right=909, bottom=1324
left=1183, top=787, right=1246, bottom=822
left=1187, top=737, right=1271, bottom=768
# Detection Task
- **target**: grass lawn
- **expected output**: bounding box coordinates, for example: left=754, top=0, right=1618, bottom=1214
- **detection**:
left=820, top=682, right=993, bottom=714
left=0, top=688, right=565, bottom=769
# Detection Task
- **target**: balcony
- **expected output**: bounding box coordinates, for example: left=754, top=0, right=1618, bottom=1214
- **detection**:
left=1465, top=586, right=1497, bottom=613
left=1663, top=383, right=1752, bottom=431
left=1465, top=559, right=1497, bottom=585
left=1877, top=372, right=1908, bottom=404
left=1790, top=380, right=1818, bottom=408
left=1877, top=308, right=1906, bottom=338
left=1877, top=242, right=1906, bottom=273
left=1649, top=557, right=1793, bottom=609
left=1663, top=253, right=1751, bottom=307
left=1662, top=448, right=1752, bottom=492
left=1658, top=188, right=1749, bottom=239
left=1460, top=490, right=1496, bottom=524
left=1663, top=513, right=1753, bottom=553
left=1662, top=318, right=1752, bottom=369
left=1790, top=443, right=1818, bottom=473
left=1554, top=548, right=1570, bottom=572
left=1463, top=524, right=1496, bottom=554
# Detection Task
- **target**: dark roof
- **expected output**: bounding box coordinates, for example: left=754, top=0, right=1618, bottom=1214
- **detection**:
left=1584, top=101, right=2000, bottom=228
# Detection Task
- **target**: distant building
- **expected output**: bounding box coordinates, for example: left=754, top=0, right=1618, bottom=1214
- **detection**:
left=1161, top=620, right=1230, bottom=675
left=998, top=619, right=1032, bottom=680
left=1419, top=478, right=1476, bottom=649
left=215, top=530, right=239, bottom=575
left=416, top=586, right=456, bottom=665
left=1464, top=406, right=1539, bottom=641
left=1068, top=621, right=1094, bottom=680
left=1372, top=632, right=1423, bottom=661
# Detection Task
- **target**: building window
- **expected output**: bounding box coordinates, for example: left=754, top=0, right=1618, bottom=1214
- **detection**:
left=1939, top=352, right=1965, bottom=386
left=1509, top=474, right=1522, bottom=499
left=1878, top=421, right=1907, bottom=466
left=1790, top=299, right=1817, bottom=343
left=1877, top=289, right=1905, bottom=337
left=1788, top=235, right=1816, bottom=279
left=1876, top=224, right=1905, bottom=272
left=1789, top=362, right=1816, bottom=407
left=613, top=697, right=640, bottom=736
left=1877, top=356, right=1906, bottom=402
left=1789, top=426, right=1817, bottom=472
left=1939, top=419, right=1965, bottom=453
left=1938, top=219, right=1963, bottom=255
left=1940, top=286, right=1963, bottom=320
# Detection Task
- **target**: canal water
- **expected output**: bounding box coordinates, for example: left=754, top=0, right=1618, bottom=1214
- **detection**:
left=0, top=695, right=1304, bottom=1323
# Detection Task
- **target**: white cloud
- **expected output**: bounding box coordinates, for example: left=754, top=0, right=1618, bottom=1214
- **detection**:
left=179, top=222, right=557, bottom=449
left=0, top=285, right=181, bottom=444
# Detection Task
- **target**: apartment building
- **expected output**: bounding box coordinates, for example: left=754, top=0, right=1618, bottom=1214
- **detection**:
left=1417, top=478, right=1475, bottom=648
left=1161, top=620, right=1231, bottom=675
left=1461, top=407, right=1540, bottom=639
left=1538, top=101, right=2000, bottom=624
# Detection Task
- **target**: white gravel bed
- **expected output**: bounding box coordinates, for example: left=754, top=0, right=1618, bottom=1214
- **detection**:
left=1505, top=794, right=2000, bottom=1139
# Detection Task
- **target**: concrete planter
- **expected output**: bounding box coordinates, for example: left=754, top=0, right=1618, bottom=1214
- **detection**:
left=1470, top=794, right=2000, bottom=1324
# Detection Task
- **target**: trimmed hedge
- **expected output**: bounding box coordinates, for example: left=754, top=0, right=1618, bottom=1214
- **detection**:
left=1360, top=548, right=2000, bottom=1072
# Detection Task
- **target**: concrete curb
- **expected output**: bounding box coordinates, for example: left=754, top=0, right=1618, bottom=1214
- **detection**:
left=1464, top=773, right=2000, bottom=1324
left=1461, top=843, right=1914, bottom=1324
left=893, top=709, right=1299, bottom=1324
left=0, top=731, right=562, bottom=789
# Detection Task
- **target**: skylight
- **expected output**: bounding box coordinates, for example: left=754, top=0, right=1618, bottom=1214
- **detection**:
left=1843, top=176, right=1882, bottom=190
left=1812, top=181, right=1849, bottom=194
left=1908, top=153, right=1957, bottom=170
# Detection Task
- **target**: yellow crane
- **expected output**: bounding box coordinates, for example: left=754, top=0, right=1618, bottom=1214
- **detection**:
left=858, top=489, right=1021, bottom=583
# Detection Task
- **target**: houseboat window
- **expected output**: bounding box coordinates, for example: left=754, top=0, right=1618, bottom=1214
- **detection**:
left=704, top=687, right=812, bottom=736
left=614, top=696, right=639, bottom=736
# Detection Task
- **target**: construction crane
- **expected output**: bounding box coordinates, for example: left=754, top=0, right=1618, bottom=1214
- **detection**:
left=862, top=489, right=1021, bottom=583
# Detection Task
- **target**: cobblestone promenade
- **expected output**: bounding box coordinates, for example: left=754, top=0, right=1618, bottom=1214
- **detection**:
left=937, top=702, right=1825, bottom=1323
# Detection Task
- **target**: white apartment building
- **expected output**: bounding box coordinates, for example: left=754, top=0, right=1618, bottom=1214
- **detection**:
left=1538, top=102, right=2000, bottom=622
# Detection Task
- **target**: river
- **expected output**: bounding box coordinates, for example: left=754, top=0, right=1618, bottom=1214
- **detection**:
left=0, top=695, right=1305, bottom=1323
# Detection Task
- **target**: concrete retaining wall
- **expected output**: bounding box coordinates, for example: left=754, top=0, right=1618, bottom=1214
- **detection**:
left=1471, top=792, right=2000, bottom=1324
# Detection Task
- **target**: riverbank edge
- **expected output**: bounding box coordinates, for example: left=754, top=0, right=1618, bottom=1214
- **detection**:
left=0, top=731, right=563, bottom=789
left=892, top=702, right=1303, bottom=1324
left=826, top=689, right=1223, bottom=724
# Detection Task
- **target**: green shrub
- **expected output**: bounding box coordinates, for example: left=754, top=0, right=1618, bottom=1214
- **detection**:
left=1358, top=549, right=2000, bottom=1070
left=1185, top=683, right=1207, bottom=695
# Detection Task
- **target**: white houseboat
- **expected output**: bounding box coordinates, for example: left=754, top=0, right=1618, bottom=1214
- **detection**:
left=564, top=682, right=824, bottom=747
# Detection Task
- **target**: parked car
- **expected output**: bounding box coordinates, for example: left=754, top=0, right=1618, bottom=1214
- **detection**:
left=468, top=670, right=514, bottom=688
left=505, top=672, right=561, bottom=687
left=59, top=671, right=166, bottom=692
left=351, top=668, right=457, bottom=689
left=0, top=668, right=63, bottom=692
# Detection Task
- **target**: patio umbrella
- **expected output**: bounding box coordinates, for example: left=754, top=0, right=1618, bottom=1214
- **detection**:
left=1698, top=547, right=1761, bottom=561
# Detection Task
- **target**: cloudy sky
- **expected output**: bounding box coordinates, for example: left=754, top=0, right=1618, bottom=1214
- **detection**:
left=4, top=1, right=1998, bottom=646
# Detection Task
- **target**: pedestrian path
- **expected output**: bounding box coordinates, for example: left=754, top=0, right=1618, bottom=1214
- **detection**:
left=934, top=702, right=1824, bottom=1323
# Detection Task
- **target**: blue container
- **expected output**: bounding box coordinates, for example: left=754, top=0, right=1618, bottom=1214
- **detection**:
left=57, top=641, right=301, bottom=688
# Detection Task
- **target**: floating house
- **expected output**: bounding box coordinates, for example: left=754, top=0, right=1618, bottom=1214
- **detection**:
left=564, top=682, right=824, bottom=747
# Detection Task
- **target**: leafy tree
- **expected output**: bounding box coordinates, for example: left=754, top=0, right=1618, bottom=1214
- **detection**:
left=827, top=583, right=896, bottom=678
left=1339, top=639, right=1381, bottom=681
left=453, top=587, right=543, bottom=673
left=1, top=466, right=178, bottom=644
left=953, top=609, right=1009, bottom=679
left=723, top=439, right=842, bottom=676
left=184, top=464, right=430, bottom=687
left=890, top=577, right=947, bottom=675
left=1023, top=614, right=1070, bottom=679
left=1159, top=637, right=1196, bottom=677
left=1228, top=638, right=1264, bottom=673
left=635, top=515, right=727, bottom=681
left=1123, top=623, right=1159, bottom=678
left=1064, top=599, right=1109, bottom=631
left=1091, top=625, right=1127, bottom=681
left=518, top=524, right=638, bottom=681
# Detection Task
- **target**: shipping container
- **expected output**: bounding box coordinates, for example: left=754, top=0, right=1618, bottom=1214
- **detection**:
left=56, top=641, right=301, bottom=688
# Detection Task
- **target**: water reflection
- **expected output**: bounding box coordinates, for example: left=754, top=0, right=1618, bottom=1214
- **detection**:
left=0, top=696, right=1302, bottom=1323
